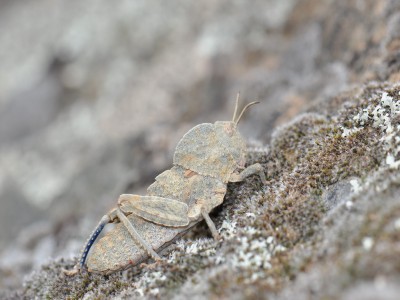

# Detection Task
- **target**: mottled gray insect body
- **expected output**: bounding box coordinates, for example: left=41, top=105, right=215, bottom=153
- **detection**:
left=65, top=96, right=266, bottom=275
left=86, top=167, right=227, bottom=273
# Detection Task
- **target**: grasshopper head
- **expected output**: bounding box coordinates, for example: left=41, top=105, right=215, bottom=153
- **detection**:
left=173, top=98, right=259, bottom=182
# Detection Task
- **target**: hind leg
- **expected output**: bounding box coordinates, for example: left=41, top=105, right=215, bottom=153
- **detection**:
left=115, top=208, right=161, bottom=261
left=64, top=205, right=162, bottom=276
left=64, top=211, right=116, bottom=276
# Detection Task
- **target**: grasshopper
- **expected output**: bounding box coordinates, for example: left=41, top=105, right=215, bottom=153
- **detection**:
left=64, top=96, right=266, bottom=275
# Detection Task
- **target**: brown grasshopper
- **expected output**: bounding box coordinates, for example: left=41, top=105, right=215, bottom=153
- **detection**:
left=64, top=96, right=266, bottom=275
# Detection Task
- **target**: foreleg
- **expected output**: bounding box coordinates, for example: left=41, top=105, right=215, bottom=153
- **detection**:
left=229, top=163, right=266, bottom=184
left=201, top=211, right=220, bottom=240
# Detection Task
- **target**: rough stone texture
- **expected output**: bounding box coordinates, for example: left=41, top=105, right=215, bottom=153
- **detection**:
left=1, top=0, right=400, bottom=299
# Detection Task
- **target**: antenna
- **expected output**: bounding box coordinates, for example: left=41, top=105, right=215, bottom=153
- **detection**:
left=232, top=92, right=240, bottom=122
left=235, top=101, right=259, bottom=124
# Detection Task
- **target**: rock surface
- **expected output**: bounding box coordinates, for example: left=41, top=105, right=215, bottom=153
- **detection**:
left=1, top=0, right=400, bottom=299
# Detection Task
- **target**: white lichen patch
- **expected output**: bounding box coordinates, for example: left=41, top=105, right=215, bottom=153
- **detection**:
left=351, top=91, right=399, bottom=132
left=386, top=153, right=400, bottom=169
left=226, top=231, right=287, bottom=284
left=230, top=235, right=272, bottom=268
left=133, top=270, right=167, bottom=297
left=353, top=108, right=369, bottom=126
left=345, top=200, right=354, bottom=210
left=221, top=221, right=287, bottom=283
left=341, top=126, right=362, bottom=137
left=168, top=238, right=216, bottom=264
left=350, top=179, right=362, bottom=194
left=394, top=218, right=400, bottom=231
left=381, top=92, right=400, bottom=117
left=362, top=237, right=374, bottom=251
left=343, top=89, right=400, bottom=194
left=343, top=113, right=400, bottom=199
left=219, top=219, right=238, bottom=240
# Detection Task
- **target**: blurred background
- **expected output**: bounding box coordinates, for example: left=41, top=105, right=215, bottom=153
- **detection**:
left=0, top=0, right=397, bottom=290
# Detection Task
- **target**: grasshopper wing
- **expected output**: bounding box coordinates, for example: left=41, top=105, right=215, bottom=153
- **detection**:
left=119, top=195, right=189, bottom=227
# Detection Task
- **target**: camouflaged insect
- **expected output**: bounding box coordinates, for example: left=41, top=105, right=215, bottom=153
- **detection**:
left=64, top=96, right=266, bottom=275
